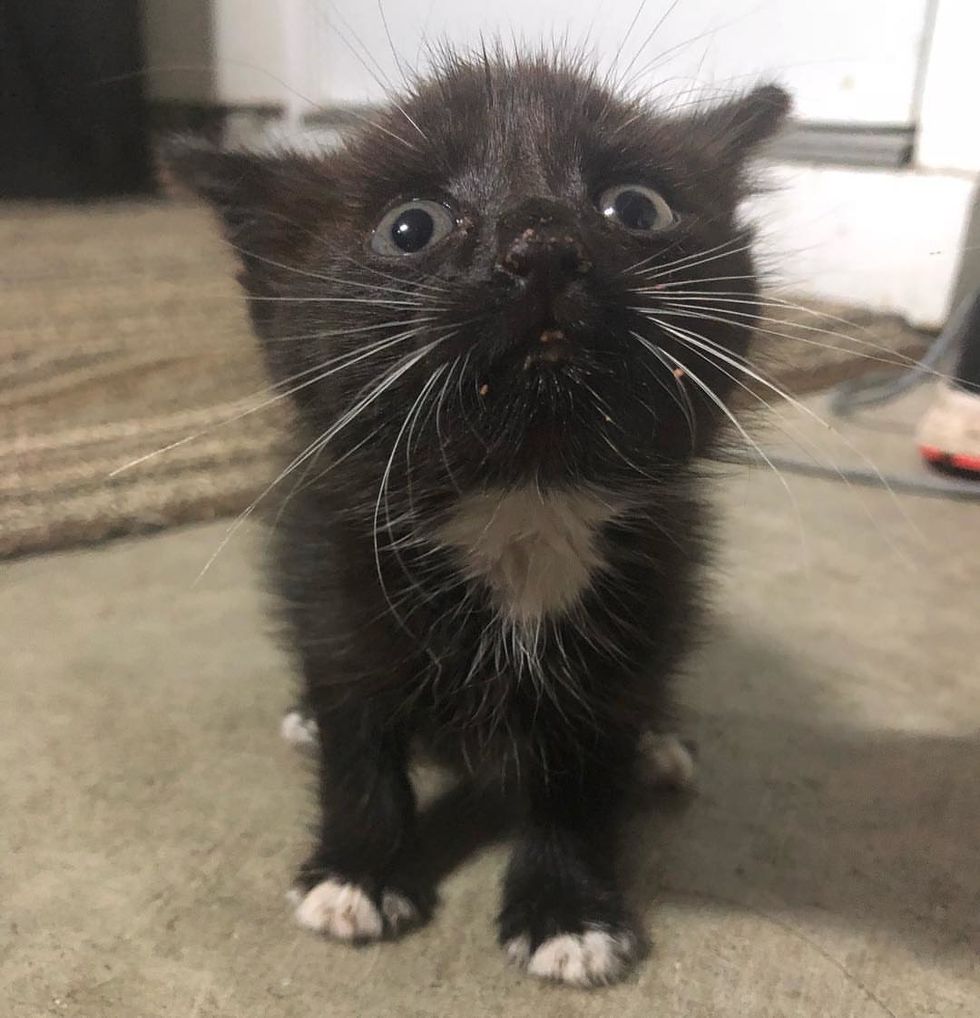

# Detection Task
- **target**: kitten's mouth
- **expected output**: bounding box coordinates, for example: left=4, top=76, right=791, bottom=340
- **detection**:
left=521, top=327, right=575, bottom=369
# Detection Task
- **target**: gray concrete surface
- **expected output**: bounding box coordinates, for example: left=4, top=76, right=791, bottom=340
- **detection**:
left=3, top=394, right=979, bottom=1017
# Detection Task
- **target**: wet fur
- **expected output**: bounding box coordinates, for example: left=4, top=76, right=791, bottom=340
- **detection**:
left=169, top=50, right=788, bottom=986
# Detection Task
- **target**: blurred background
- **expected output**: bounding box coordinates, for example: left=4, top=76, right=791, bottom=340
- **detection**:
left=2, top=4, right=978, bottom=1018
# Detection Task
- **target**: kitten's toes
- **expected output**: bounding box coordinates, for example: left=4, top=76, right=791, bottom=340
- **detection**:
left=290, top=879, right=424, bottom=942
left=499, top=891, right=639, bottom=987
left=291, top=879, right=384, bottom=941
left=380, top=888, right=423, bottom=934
left=280, top=708, right=318, bottom=748
left=504, top=926, right=638, bottom=987
left=637, top=732, right=697, bottom=790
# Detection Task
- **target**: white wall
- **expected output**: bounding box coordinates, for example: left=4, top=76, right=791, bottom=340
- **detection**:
left=144, top=1, right=934, bottom=125
left=313, top=0, right=932, bottom=124
left=915, top=1, right=980, bottom=173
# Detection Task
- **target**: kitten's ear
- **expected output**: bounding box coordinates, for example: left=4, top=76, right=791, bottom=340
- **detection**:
left=691, top=84, right=792, bottom=162
left=159, top=138, right=336, bottom=286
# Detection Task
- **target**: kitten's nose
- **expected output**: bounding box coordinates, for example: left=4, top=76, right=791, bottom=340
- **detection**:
left=496, top=200, right=592, bottom=284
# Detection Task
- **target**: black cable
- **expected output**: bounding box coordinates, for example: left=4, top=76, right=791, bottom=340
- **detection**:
left=719, top=288, right=980, bottom=501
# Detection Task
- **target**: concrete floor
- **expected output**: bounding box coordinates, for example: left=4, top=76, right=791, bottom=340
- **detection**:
left=3, top=394, right=979, bottom=1017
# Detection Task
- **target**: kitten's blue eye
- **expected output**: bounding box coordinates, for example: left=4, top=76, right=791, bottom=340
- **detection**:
left=371, top=200, right=456, bottom=256
left=598, top=185, right=675, bottom=233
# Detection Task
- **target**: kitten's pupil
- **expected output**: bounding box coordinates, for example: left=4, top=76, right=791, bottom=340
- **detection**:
left=613, top=189, right=659, bottom=231
left=392, top=208, right=435, bottom=252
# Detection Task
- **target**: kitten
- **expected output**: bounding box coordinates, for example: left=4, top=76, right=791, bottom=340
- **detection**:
left=169, top=51, right=789, bottom=987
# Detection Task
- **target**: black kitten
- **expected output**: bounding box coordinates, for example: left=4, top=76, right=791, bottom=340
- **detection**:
left=170, top=51, right=788, bottom=987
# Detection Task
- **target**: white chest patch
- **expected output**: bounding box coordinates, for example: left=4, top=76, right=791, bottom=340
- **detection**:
left=437, top=487, right=619, bottom=625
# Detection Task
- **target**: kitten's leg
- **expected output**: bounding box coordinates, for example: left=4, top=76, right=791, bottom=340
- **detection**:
left=292, top=703, right=428, bottom=942
left=499, top=741, right=640, bottom=987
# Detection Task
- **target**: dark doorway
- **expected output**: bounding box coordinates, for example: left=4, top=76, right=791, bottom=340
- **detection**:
left=1, top=1, right=152, bottom=198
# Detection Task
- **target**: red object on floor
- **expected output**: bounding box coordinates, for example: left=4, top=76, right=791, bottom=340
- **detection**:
left=918, top=444, right=980, bottom=475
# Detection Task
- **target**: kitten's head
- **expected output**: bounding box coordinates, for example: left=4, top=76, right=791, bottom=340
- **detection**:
left=169, top=53, right=788, bottom=496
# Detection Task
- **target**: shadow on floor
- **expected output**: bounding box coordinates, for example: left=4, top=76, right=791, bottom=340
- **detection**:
left=403, top=626, right=979, bottom=963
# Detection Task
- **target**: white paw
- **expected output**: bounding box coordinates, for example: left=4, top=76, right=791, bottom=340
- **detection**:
left=293, top=879, right=383, bottom=941
left=280, top=710, right=318, bottom=748
left=380, top=890, right=420, bottom=932
left=638, top=733, right=697, bottom=790
left=508, top=929, right=636, bottom=987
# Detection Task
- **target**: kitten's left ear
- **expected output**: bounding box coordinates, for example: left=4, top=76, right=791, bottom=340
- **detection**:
left=159, top=138, right=336, bottom=288
left=694, top=84, right=792, bottom=162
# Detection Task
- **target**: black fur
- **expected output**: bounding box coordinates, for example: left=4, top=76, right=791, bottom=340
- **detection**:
left=168, top=52, right=788, bottom=984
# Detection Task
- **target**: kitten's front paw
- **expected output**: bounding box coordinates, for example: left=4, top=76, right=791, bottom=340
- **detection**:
left=290, top=879, right=423, bottom=942
left=499, top=892, right=639, bottom=987
left=503, top=926, right=638, bottom=987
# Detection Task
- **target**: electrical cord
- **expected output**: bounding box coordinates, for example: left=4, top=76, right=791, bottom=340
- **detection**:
left=717, top=288, right=980, bottom=501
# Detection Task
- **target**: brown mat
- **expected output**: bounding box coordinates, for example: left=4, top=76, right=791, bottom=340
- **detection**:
left=1, top=200, right=927, bottom=558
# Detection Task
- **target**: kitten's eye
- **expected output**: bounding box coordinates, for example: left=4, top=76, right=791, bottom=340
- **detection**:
left=597, top=184, right=675, bottom=233
left=371, top=200, right=456, bottom=256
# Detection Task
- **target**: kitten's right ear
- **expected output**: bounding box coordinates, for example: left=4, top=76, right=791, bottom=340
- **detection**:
left=159, top=138, right=335, bottom=286
left=692, top=84, right=792, bottom=163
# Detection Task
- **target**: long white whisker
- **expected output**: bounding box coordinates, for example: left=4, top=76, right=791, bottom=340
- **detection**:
left=109, top=324, right=432, bottom=476
left=614, top=0, right=683, bottom=91
left=647, top=318, right=830, bottom=426
left=244, top=295, right=442, bottom=308
left=313, top=1, right=427, bottom=141
left=643, top=301, right=938, bottom=377
left=375, top=361, right=451, bottom=625
left=639, top=337, right=808, bottom=559
left=650, top=316, right=920, bottom=553
left=625, top=233, right=745, bottom=277
left=263, top=315, right=441, bottom=345
left=193, top=336, right=447, bottom=584
left=630, top=331, right=698, bottom=448
left=335, top=255, right=449, bottom=295
left=225, top=244, right=448, bottom=300
left=635, top=274, right=767, bottom=290
left=435, top=359, right=463, bottom=494
left=641, top=286, right=894, bottom=342
left=634, top=239, right=756, bottom=281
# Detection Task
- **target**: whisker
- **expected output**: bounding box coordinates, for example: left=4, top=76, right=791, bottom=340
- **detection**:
left=244, top=294, right=443, bottom=308
left=109, top=323, right=432, bottom=476
left=335, top=254, right=449, bottom=295
left=629, top=331, right=698, bottom=449
left=655, top=317, right=924, bottom=557
left=625, top=233, right=746, bottom=277
left=635, top=274, right=770, bottom=290
left=643, top=301, right=940, bottom=378
left=264, top=315, right=442, bottom=344
left=225, top=243, right=449, bottom=300
left=194, top=334, right=448, bottom=583
left=314, top=1, right=428, bottom=141
left=639, top=284, right=920, bottom=350
left=435, top=356, right=463, bottom=495
left=633, top=239, right=756, bottom=281
left=375, top=360, right=452, bottom=624
left=647, top=315, right=921, bottom=545
left=634, top=335, right=808, bottom=558
left=613, top=0, right=683, bottom=91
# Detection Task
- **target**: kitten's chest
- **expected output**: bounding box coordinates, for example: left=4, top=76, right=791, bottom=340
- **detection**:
left=435, top=487, right=620, bottom=625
